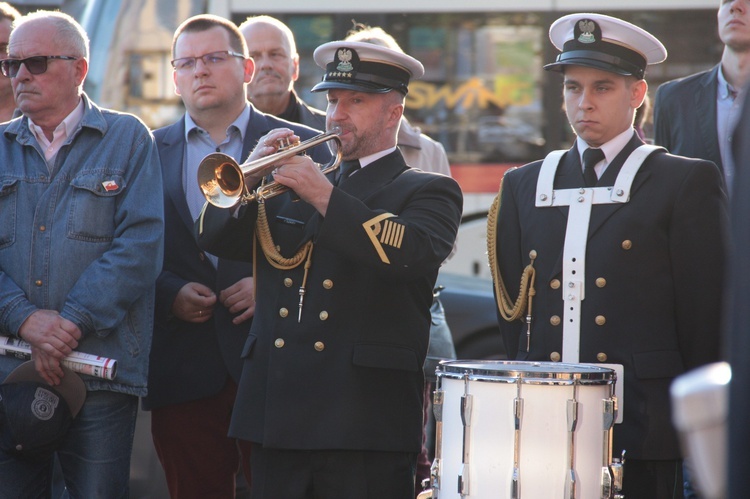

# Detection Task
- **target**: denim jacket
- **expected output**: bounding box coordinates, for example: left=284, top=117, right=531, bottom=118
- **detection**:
left=0, top=93, right=164, bottom=396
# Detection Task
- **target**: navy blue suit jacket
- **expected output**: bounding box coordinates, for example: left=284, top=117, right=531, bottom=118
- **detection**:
left=653, top=65, right=723, bottom=173
left=144, top=106, right=329, bottom=410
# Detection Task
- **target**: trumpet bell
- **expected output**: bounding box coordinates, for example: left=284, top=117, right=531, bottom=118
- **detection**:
left=197, top=153, right=246, bottom=209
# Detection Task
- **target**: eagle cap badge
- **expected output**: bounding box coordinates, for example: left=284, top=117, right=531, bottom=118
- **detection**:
left=577, top=19, right=598, bottom=44
left=336, top=48, right=354, bottom=72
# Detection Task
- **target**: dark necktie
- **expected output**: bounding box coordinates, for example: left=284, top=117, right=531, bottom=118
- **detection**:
left=338, top=159, right=361, bottom=186
left=582, top=148, right=605, bottom=187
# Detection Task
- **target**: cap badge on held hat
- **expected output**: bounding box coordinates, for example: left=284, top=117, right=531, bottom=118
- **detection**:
left=0, top=361, right=86, bottom=460
left=31, top=387, right=60, bottom=421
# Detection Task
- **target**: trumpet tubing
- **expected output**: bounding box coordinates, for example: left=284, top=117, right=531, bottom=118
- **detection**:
left=197, top=129, right=342, bottom=208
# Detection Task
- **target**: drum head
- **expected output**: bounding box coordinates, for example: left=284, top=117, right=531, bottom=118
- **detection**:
left=436, top=359, right=615, bottom=385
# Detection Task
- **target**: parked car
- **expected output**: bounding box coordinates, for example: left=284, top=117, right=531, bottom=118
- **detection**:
left=436, top=271, right=504, bottom=360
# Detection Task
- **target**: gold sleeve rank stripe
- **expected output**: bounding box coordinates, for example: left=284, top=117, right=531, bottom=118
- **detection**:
left=363, top=213, right=404, bottom=264
left=380, top=219, right=405, bottom=249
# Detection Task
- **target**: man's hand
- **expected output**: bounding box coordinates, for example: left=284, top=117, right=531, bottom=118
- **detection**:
left=219, top=277, right=255, bottom=325
left=172, top=282, right=217, bottom=323
left=243, top=128, right=300, bottom=185
left=271, top=155, right=334, bottom=215
left=18, top=310, right=82, bottom=385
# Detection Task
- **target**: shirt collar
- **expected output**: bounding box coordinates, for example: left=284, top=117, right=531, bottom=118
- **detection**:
left=358, top=146, right=398, bottom=168
left=28, top=97, right=85, bottom=142
left=717, top=65, right=738, bottom=100
left=184, top=103, right=251, bottom=141
left=577, top=127, right=634, bottom=165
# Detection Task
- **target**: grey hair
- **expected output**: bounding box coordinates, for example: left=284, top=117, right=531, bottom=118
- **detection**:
left=13, top=10, right=90, bottom=59
left=345, top=24, right=403, bottom=54
left=238, top=16, right=297, bottom=57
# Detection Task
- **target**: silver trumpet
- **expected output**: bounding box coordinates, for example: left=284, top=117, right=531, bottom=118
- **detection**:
left=197, top=128, right=342, bottom=208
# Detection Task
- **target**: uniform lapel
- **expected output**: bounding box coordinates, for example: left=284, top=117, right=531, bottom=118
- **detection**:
left=340, top=150, right=409, bottom=201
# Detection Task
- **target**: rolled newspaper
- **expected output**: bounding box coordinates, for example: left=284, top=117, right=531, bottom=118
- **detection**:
left=0, top=335, right=117, bottom=381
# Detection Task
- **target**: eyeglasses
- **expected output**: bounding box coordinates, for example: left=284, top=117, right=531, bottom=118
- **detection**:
left=171, top=50, right=245, bottom=72
left=0, top=55, right=78, bottom=78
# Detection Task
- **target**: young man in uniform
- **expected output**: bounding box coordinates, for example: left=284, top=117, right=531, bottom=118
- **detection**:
left=489, top=13, right=727, bottom=497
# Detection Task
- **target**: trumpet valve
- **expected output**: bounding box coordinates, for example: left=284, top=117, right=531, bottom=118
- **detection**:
left=276, top=136, right=300, bottom=151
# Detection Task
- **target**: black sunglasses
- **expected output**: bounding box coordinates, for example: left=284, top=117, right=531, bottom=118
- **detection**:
left=0, top=55, right=78, bottom=78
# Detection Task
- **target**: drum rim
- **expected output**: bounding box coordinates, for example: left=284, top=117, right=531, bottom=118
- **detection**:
left=436, top=359, right=616, bottom=384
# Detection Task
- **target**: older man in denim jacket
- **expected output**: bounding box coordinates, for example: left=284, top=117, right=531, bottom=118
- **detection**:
left=0, top=11, right=163, bottom=498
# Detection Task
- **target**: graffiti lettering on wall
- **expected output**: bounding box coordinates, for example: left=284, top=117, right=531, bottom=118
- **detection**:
left=406, top=76, right=536, bottom=111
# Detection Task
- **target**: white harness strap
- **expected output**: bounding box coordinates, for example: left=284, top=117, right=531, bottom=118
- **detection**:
left=535, top=144, right=662, bottom=363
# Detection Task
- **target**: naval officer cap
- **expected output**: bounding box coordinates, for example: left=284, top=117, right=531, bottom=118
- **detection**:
left=312, top=41, right=424, bottom=95
left=544, top=13, right=667, bottom=79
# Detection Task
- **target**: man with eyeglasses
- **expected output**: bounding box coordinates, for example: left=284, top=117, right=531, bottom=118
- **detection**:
left=144, top=14, right=330, bottom=498
left=0, top=2, right=19, bottom=122
left=0, top=10, right=164, bottom=498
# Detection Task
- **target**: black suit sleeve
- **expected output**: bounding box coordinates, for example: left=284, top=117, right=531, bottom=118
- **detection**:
left=195, top=202, right=258, bottom=262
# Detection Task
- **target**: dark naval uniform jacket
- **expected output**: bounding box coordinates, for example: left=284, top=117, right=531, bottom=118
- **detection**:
left=493, top=132, right=727, bottom=460
left=144, top=106, right=331, bottom=411
left=196, top=149, right=462, bottom=452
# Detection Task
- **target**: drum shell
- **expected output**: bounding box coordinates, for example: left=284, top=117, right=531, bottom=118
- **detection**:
left=435, top=360, right=616, bottom=499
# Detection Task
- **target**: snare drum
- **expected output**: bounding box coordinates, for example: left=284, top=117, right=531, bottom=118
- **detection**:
left=430, top=360, right=621, bottom=499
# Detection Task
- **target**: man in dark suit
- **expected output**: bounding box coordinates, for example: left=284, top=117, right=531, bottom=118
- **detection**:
left=489, top=13, right=728, bottom=498
left=653, top=0, right=750, bottom=194
left=144, top=15, right=330, bottom=498
left=196, top=41, right=462, bottom=498
left=727, top=90, right=750, bottom=499
left=239, top=16, right=326, bottom=131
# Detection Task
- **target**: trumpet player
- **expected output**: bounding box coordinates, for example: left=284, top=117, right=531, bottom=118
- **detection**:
left=144, top=14, right=331, bottom=498
left=196, top=41, right=462, bottom=498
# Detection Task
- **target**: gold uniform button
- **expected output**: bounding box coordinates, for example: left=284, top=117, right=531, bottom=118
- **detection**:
left=597, top=352, right=608, bottom=362
left=35, top=280, right=43, bottom=287
left=596, top=278, right=607, bottom=288
left=39, top=225, right=46, bottom=232
left=319, top=311, right=329, bottom=321
left=322, top=279, right=333, bottom=290
left=595, top=315, right=606, bottom=326
left=622, top=240, right=633, bottom=250
left=314, top=341, right=325, bottom=352
left=550, top=279, right=561, bottom=290
left=550, top=315, right=561, bottom=326
left=550, top=351, right=561, bottom=362
left=284, top=278, right=293, bottom=288
left=274, top=338, right=285, bottom=348
left=279, top=308, right=289, bottom=318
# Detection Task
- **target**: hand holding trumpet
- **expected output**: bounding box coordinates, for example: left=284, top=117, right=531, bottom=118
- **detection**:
left=244, top=128, right=300, bottom=184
